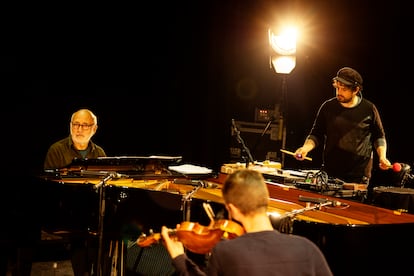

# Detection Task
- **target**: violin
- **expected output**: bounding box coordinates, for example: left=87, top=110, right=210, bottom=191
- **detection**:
left=137, top=219, right=244, bottom=254
left=137, top=202, right=244, bottom=254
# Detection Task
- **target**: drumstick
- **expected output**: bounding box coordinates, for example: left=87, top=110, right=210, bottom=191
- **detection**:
left=280, top=149, right=312, bottom=161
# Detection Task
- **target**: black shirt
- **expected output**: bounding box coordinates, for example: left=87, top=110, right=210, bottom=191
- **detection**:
left=307, top=97, right=386, bottom=183
left=172, top=230, right=333, bottom=276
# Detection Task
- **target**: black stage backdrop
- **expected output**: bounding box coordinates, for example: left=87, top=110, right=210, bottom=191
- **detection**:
left=5, top=0, right=412, bottom=173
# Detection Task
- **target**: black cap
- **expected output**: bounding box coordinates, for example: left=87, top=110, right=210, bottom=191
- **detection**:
left=333, top=67, right=363, bottom=88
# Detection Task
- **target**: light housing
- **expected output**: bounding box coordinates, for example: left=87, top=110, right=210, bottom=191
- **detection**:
left=269, top=28, right=297, bottom=74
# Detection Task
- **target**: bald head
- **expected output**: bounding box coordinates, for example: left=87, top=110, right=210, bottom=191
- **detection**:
left=71, top=109, right=98, bottom=125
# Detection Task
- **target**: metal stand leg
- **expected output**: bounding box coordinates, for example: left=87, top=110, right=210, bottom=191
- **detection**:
left=94, top=174, right=113, bottom=276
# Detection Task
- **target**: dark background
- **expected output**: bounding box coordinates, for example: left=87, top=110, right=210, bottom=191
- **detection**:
left=1, top=1, right=412, bottom=273
left=3, top=0, right=411, bottom=175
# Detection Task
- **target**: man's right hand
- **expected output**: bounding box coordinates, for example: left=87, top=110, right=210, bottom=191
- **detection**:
left=294, top=147, right=308, bottom=161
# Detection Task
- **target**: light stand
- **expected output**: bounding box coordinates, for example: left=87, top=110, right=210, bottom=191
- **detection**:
left=280, top=75, right=288, bottom=166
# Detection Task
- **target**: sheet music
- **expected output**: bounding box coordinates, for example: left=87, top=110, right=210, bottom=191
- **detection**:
left=168, top=164, right=212, bottom=174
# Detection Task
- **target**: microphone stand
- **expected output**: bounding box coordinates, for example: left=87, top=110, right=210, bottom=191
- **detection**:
left=232, top=119, right=255, bottom=168
left=251, top=117, right=274, bottom=160
left=93, top=172, right=116, bottom=276
left=270, top=200, right=334, bottom=234
left=181, top=182, right=203, bottom=221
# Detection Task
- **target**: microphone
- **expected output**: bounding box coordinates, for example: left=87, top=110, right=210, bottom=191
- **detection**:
left=231, top=119, right=241, bottom=137
left=111, top=172, right=130, bottom=178
left=387, top=162, right=402, bottom=172
left=298, top=195, right=345, bottom=207
left=173, top=179, right=218, bottom=188
left=80, top=170, right=129, bottom=178
left=202, top=181, right=219, bottom=189
left=231, top=119, right=239, bottom=133
left=298, top=195, right=328, bottom=204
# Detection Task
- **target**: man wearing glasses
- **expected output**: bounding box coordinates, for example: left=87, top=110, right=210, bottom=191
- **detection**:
left=44, top=108, right=106, bottom=170
left=294, top=67, right=391, bottom=186
left=43, top=108, right=106, bottom=276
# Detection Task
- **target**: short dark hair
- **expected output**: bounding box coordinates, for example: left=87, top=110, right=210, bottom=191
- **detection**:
left=222, top=170, right=269, bottom=215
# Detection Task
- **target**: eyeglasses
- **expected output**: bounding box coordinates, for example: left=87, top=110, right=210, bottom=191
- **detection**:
left=71, top=123, right=94, bottom=130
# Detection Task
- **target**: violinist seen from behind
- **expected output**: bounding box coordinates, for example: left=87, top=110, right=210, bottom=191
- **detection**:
left=161, top=169, right=333, bottom=276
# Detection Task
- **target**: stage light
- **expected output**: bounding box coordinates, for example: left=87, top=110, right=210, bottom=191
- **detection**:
left=268, top=27, right=297, bottom=74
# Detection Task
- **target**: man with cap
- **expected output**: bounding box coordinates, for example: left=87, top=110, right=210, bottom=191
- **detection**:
left=294, top=67, right=391, bottom=185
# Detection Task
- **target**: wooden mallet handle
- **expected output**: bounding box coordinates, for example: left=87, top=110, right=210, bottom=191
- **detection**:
left=280, top=149, right=312, bottom=161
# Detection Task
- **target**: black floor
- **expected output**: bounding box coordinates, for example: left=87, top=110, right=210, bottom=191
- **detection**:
left=5, top=232, right=178, bottom=276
